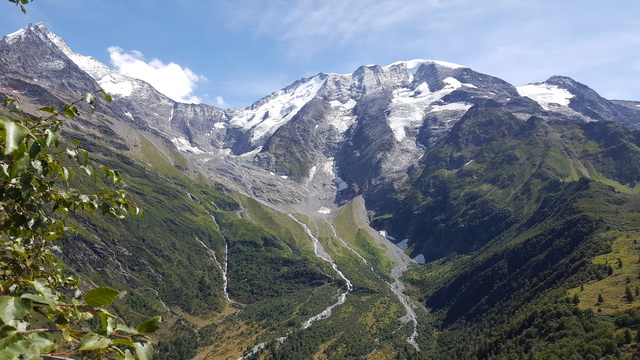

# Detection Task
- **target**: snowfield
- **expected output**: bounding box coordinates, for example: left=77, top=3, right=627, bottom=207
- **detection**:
left=517, top=83, right=574, bottom=110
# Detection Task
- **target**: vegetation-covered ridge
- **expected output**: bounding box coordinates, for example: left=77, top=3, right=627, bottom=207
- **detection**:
left=369, top=106, right=640, bottom=358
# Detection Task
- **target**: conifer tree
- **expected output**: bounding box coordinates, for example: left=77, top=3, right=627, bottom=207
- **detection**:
left=625, top=287, right=635, bottom=303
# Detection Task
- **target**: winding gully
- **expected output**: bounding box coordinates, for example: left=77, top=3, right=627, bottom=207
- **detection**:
left=238, top=215, right=353, bottom=359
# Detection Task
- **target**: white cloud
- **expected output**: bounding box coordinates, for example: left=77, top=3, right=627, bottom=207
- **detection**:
left=216, top=96, right=226, bottom=107
left=217, top=0, right=640, bottom=101
left=107, top=46, right=206, bottom=103
left=222, top=0, right=443, bottom=59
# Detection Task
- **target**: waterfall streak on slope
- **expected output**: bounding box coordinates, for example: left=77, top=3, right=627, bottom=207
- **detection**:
left=237, top=337, right=287, bottom=360
left=209, top=215, right=231, bottom=302
left=195, top=237, right=229, bottom=301
left=388, top=249, right=420, bottom=351
left=327, top=220, right=375, bottom=274
left=196, top=224, right=231, bottom=301
left=289, top=215, right=353, bottom=329
left=237, top=216, right=354, bottom=359
left=328, top=220, right=420, bottom=350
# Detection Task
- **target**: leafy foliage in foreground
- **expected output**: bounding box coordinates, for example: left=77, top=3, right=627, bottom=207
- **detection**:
left=0, top=94, right=159, bottom=359
left=6, top=0, right=32, bottom=14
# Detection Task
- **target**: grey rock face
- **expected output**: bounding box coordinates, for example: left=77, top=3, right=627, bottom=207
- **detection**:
left=2, top=24, right=639, bottom=217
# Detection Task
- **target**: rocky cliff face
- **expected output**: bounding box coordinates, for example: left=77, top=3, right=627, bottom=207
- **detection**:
left=4, top=23, right=640, bottom=220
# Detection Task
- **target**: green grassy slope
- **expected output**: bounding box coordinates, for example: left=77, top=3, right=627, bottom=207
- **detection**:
left=373, top=106, right=640, bottom=358
left=53, top=122, right=374, bottom=358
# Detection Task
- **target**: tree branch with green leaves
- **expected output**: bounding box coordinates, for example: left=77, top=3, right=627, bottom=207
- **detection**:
left=6, top=0, right=33, bottom=14
left=0, top=92, right=159, bottom=359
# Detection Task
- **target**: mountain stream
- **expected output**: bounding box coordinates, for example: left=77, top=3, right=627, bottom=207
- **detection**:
left=238, top=215, right=353, bottom=359
left=195, top=215, right=231, bottom=302
left=289, top=215, right=354, bottom=328
left=328, top=220, right=420, bottom=351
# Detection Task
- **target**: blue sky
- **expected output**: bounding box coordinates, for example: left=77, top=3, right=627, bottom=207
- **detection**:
left=1, top=0, right=639, bottom=108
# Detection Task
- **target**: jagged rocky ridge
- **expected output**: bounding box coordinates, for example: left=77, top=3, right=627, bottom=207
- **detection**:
left=8, top=25, right=639, bottom=211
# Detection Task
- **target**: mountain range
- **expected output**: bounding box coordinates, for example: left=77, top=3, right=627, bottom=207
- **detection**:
left=3, top=23, right=640, bottom=359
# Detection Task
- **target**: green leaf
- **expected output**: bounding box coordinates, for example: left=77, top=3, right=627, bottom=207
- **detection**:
left=3, top=98, right=18, bottom=107
left=78, top=333, right=111, bottom=351
left=80, top=165, right=93, bottom=177
left=112, top=338, right=136, bottom=347
left=134, top=341, right=153, bottom=360
left=0, top=326, right=22, bottom=354
left=10, top=147, right=30, bottom=176
left=26, top=332, right=56, bottom=354
left=28, top=141, right=41, bottom=158
left=0, top=324, right=18, bottom=339
left=20, top=293, right=50, bottom=305
left=0, top=296, right=31, bottom=324
left=115, top=323, right=138, bottom=334
left=99, top=90, right=112, bottom=103
left=99, top=311, right=116, bottom=335
left=62, top=108, right=76, bottom=119
left=137, top=316, right=162, bottom=334
left=124, top=349, right=135, bottom=360
left=44, top=129, right=58, bottom=147
left=30, top=279, right=57, bottom=307
left=37, top=106, right=58, bottom=114
left=0, top=116, right=31, bottom=155
left=0, top=339, right=41, bottom=360
left=80, top=149, right=89, bottom=166
left=84, top=287, right=120, bottom=307
left=44, top=233, right=60, bottom=241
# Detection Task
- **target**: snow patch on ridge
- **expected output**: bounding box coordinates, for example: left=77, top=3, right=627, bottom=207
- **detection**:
left=317, top=159, right=348, bottom=192
left=386, top=59, right=467, bottom=73
left=38, top=23, right=138, bottom=98
left=430, top=102, right=473, bottom=112
left=171, top=137, right=204, bottom=154
left=387, top=77, right=468, bottom=141
left=517, top=84, right=574, bottom=110
left=332, top=162, right=348, bottom=191
left=231, top=75, right=327, bottom=144
left=328, top=98, right=357, bottom=134
left=4, top=28, right=26, bottom=44
left=99, top=75, right=134, bottom=97
left=396, top=239, right=409, bottom=250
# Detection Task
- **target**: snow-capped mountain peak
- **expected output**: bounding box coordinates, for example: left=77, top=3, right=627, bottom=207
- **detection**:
left=37, top=24, right=137, bottom=98
left=385, top=59, right=467, bottom=73
left=12, top=23, right=164, bottom=102
left=229, top=74, right=328, bottom=145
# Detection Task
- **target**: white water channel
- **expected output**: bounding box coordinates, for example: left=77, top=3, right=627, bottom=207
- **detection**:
left=195, top=215, right=231, bottom=302
left=328, top=221, right=420, bottom=351
left=288, top=215, right=353, bottom=329
left=389, top=260, right=420, bottom=351
left=238, top=213, right=421, bottom=359
left=327, top=220, right=375, bottom=274
left=238, top=216, right=354, bottom=359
